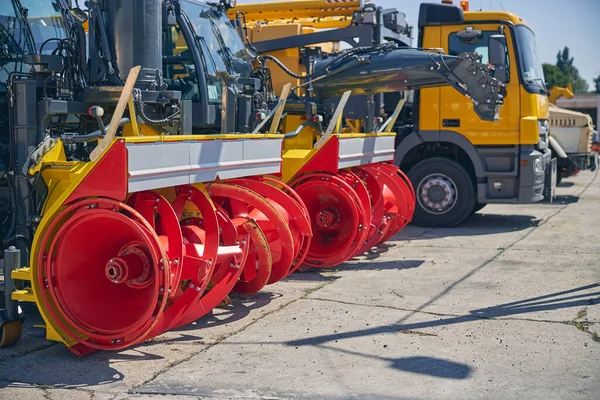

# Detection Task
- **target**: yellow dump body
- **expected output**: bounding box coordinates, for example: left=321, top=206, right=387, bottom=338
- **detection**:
left=229, top=0, right=361, bottom=23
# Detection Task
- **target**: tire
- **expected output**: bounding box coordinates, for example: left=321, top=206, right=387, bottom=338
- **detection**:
left=471, top=202, right=486, bottom=215
left=407, top=157, right=476, bottom=227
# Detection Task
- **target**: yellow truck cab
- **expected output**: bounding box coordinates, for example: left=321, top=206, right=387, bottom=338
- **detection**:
left=395, top=2, right=554, bottom=226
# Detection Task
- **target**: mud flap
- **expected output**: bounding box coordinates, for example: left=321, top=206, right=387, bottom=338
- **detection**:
left=543, top=157, right=557, bottom=202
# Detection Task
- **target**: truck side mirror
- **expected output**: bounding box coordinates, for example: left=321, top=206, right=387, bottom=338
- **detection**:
left=71, top=7, right=88, bottom=24
left=488, top=34, right=508, bottom=83
left=488, top=34, right=506, bottom=66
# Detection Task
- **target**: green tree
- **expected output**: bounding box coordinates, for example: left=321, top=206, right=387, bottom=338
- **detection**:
left=593, top=73, right=600, bottom=93
left=542, top=64, right=568, bottom=89
left=553, top=46, right=588, bottom=93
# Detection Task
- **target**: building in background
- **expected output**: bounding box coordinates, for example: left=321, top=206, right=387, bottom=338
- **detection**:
left=556, top=93, right=600, bottom=128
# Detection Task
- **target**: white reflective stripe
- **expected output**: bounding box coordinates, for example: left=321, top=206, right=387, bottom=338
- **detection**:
left=127, top=138, right=283, bottom=192
left=337, top=136, right=395, bottom=169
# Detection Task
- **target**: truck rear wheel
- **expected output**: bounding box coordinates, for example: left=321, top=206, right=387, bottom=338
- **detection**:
left=408, top=158, right=476, bottom=227
left=472, top=202, right=486, bottom=214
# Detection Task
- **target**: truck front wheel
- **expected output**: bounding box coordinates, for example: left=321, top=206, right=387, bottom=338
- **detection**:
left=408, top=158, right=476, bottom=227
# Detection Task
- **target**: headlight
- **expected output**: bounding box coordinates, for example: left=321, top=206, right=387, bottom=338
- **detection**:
left=538, top=119, right=549, bottom=143
left=533, top=156, right=543, bottom=174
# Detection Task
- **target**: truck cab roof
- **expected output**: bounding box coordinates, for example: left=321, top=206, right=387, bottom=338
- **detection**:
left=464, top=10, right=529, bottom=28
left=419, top=3, right=530, bottom=29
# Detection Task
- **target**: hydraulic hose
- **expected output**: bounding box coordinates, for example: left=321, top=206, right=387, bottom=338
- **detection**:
left=62, top=118, right=130, bottom=143
left=133, top=90, right=180, bottom=127
left=259, top=55, right=308, bottom=79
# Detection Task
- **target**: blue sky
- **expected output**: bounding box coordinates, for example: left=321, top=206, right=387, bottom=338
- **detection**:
left=238, top=0, right=600, bottom=89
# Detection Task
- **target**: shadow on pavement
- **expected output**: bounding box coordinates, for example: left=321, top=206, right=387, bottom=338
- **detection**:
left=543, top=195, right=580, bottom=205
left=282, top=270, right=339, bottom=282
left=286, top=283, right=600, bottom=348
left=357, top=242, right=396, bottom=260
left=390, top=356, right=472, bottom=379
left=0, top=349, right=126, bottom=388
left=395, top=214, right=541, bottom=241
left=320, top=345, right=473, bottom=380
left=557, top=181, right=575, bottom=188
left=341, top=259, right=425, bottom=272
left=173, top=291, right=283, bottom=333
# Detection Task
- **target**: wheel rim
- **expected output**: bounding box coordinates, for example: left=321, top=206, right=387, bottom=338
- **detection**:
left=417, top=173, right=458, bottom=215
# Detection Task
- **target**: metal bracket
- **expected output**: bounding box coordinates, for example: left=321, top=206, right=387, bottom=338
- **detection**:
left=251, top=83, right=292, bottom=134
left=314, top=90, right=352, bottom=149
left=90, top=65, right=141, bottom=161
left=127, top=94, right=140, bottom=136
left=377, top=98, right=406, bottom=133
left=3, top=247, right=20, bottom=321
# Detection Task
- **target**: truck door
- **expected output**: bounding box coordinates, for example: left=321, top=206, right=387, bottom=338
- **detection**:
left=439, top=23, right=520, bottom=145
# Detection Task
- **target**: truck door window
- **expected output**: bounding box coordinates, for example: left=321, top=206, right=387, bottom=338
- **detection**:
left=179, top=0, right=253, bottom=103
left=162, top=25, right=201, bottom=101
left=449, top=30, right=510, bottom=82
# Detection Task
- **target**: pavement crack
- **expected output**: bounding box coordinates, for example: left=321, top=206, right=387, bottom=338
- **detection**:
left=308, top=296, right=579, bottom=326
left=397, top=245, right=600, bottom=255
left=130, top=279, right=335, bottom=395
left=384, top=170, right=598, bottom=327
left=398, top=329, right=437, bottom=337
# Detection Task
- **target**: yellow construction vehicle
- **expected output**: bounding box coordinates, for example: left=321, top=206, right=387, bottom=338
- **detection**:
left=548, top=83, right=574, bottom=105
left=231, top=0, right=557, bottom=225
left=0, top=0, right=502, bottom=352
left=547, top=86, right=597, bottom=181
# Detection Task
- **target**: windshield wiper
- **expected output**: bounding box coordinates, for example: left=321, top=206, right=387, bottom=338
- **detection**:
left=525, top=77, right=546, bottom=90
left=12, top=0, right=36, bottom=54
left=180, top=9, right=219, bottom=77
left=205, top=15, right=235, bottom=74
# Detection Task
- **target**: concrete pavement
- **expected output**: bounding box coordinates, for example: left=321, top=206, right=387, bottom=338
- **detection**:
left=1, top=171, right=599, bottom=399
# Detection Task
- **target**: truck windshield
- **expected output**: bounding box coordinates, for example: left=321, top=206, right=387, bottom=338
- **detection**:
left=0, top=2, right=30, bottom=55
left=21, top=0, right=69, bottom=54
left=0, top=0, right=68, bottom=56
left=180, top=0, right=252, bottom=77
left=1, top=1, right=69, bottom=89
left=515, top=25, right=545, bottom=92
left=1, top=2, right=24, bottom=90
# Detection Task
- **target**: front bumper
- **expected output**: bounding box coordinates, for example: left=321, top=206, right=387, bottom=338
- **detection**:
left=518, top=147, right=550, bottom=203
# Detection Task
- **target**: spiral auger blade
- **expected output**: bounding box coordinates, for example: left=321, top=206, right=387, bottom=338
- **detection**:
left=290, top=172, right=369, bottom=268
left=129, top=185, right=227, bottom=337
left=352, top=163, right=416, bottom=251
left=207, top=182, right=298, bottom=294
left=336, top=170, right=373, bottom=257
left=173, top=204, right=250, bottom=328
left=227, top=177, right=312, bottom=279
left=351, top=166, right=392, bottom=255
left=374, top=164, right=415, bottom=242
